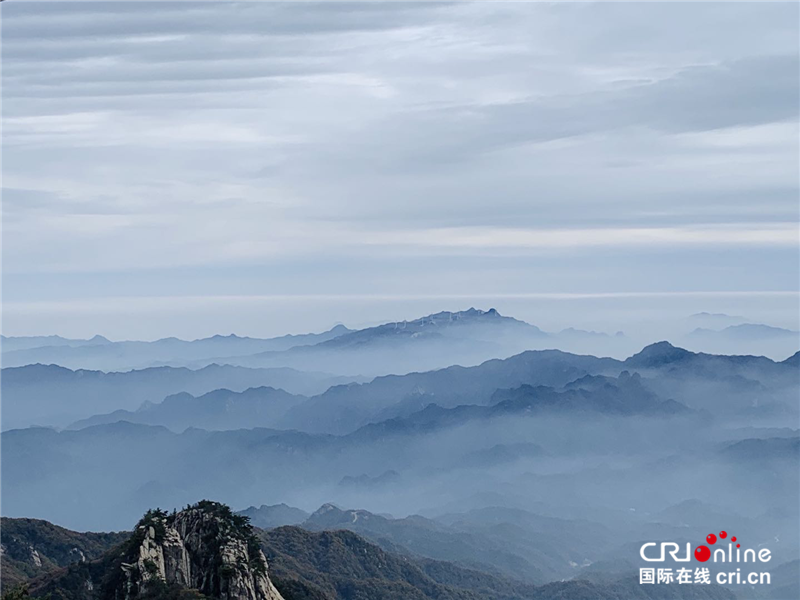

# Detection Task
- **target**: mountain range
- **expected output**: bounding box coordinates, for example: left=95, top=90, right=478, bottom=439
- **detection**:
left=1, top=363, right=362, bottom=431
left=70, top=341, right=795, bottom=436
left=0, top=325, right=352, bottom=371
left=1, top=502, right=741, bottom=600
left=3, top=308, right=799, bottom=600
left=5, top=309, right=797, bottom=379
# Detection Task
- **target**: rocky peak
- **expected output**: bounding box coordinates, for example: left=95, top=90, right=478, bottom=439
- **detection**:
left=625, top=341, right=693, bottom=368
left=120, top=501, right=283, bottom=600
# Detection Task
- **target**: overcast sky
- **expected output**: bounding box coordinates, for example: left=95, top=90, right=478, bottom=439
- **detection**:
left=2, top=2, right=799, bottom=339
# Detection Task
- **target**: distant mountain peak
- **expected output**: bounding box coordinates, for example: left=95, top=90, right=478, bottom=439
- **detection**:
left=412, top=307, right=542, bottom=331
left=449, top=307, right=499, bottom=319
left=626, top=341, right=693, bottom=367
left=688, top=322, right=798, bottom=341
left=313, top=502, right=343, bottom=515
left=314, top=307, right=544, bottom=353
left=686, top=311, right=748, bottom=329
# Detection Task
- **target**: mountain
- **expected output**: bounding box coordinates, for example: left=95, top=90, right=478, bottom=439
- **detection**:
left=686, top=312, right=747, bottom=329
left=314, top=308, right=545, bottom=349
left=22, top=338, right=794, bottom=437
left=625, top=340, right=799, bottom=373
left=301, top=503, right=621, bottom=583
left=624, top=340, right=799, bottom=390
left=0, top=326, right=351, bottom=371
left=25, top=501, right=285, bottom=600
left=280, top=340, right=799, bottom=435
left=302, top=503, right=545, bottom=583
left=210, top=308, right=552, bottom=376
left=434, top=506, right=614, bottom=581
left=190, top=309, right=642, bottom=376
left=4, top=343, right=798, bottom=538
left=0, top=518, right=128, bottom=590
left=48, top=340, right=798, bottom=439
left=348, top=373, right=691, bottom=443
left=2, top=507, right=736, bottom=600
left=3, top=310, right=644, bottom=379
left=6, top=343, right=798, bottom=534
left=680, top=322, right=799, bottom=360
left=623, top=341, right=799, bottom=419
left=236, top=505, right=310, bottom=530
left=4, top=309, right=546, bottom=376
left=652, top=499, right=743, bottom=529
left=721, top=436, right=800, bottom=461
left=784, top=350, right=800, bottom=367
left=260, top=525, right=482, bottom=600
left=690, top=323, right=799, bottom=342
left=69, top=387, right=305, bottom=432
left=3, top=306, right=795, bottom=600
left=764, top=559, right=800, bottom=600
left=489, top=371, right=688, bottom=416
left=624, top=341, right=694, bottom=368
left=1, top=422, right=343, bottom=532
left=2, top=363, right=359, bottom=431
left=1, top=334, right=112, bottom=353
left=278, top=348, right=621, bottom=434
left=259, top=525, right=734, bottom=600
left=685, top=322, right=800, bottom=360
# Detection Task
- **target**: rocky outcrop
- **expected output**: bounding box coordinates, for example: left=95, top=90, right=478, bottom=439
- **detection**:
left=121, top=501, right=284, bottom=600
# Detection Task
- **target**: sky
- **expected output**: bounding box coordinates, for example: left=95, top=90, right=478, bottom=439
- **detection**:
left=2, top=1, right=799, bottom=340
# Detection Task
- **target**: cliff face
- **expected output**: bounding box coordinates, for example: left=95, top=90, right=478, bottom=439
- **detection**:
left=121, top=502, right=283, bottom=600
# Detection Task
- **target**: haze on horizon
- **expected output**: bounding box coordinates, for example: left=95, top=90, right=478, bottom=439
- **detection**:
left=3, top=2, right=799, bottom=340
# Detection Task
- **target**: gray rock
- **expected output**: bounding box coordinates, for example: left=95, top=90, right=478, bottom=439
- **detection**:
left=122, top=505, right=283, bottom=600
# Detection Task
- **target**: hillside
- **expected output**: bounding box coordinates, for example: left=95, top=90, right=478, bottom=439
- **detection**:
left=0, top=518, right=128, bottom=590
left=2, top=508, right=737, bottom=600
left=18, top=501, right=284, bottom=600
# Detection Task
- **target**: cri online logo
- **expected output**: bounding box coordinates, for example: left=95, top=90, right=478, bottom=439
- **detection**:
left=641, top=531, right=772, bottom=564
left=695, top=530, right=734, bottom=562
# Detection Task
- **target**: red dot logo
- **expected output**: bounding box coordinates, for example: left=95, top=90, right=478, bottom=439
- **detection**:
left=731, top=536, right=737, bottom=542
left=719, top=531, right=727, bottom=539
left=706, top=534, right=717, bottom=544
left=695, top=546, right=711, bottom=562
left=737, top=544, right=740, bottom=548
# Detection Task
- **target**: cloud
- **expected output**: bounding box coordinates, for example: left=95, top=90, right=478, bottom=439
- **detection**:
left=370, top=224, right=800, bottom=251
left=2, top=2, right=798, bottom=336
left=2, top=2, right=449, bottom=41
left=321, top=55, right=799, bottom=172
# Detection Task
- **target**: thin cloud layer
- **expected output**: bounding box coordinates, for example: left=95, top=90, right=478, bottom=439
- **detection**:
left=2, top=1, right=798, bottom=337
